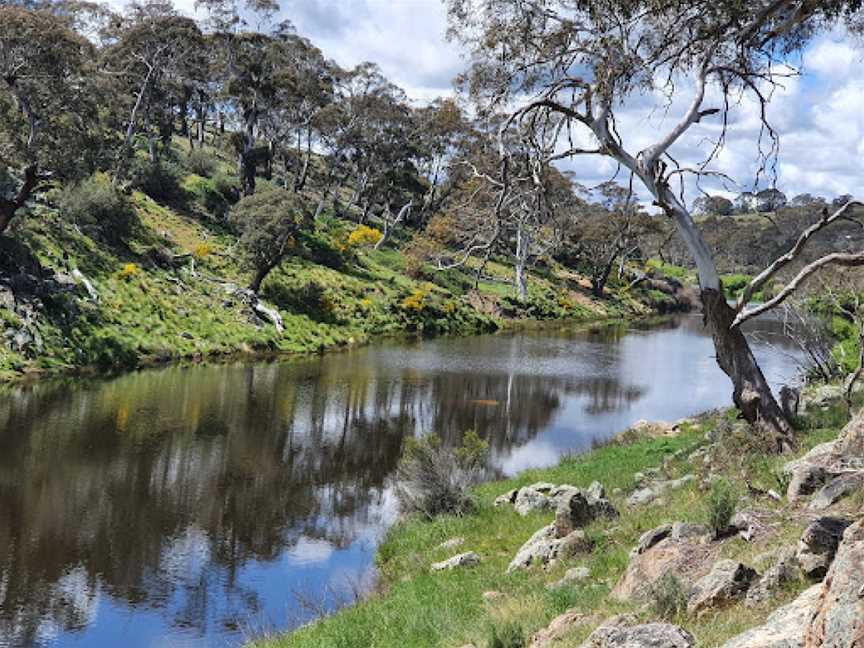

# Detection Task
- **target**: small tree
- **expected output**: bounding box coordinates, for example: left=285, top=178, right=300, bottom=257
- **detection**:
left=229, top=188, right=309, bottom=293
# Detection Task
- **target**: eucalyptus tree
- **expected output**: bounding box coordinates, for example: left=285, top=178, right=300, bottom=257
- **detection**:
left=0, top=4, right=93, bottom=233
left=104, top=1, right=205, bottom=170
left=446, top=0, right=864, bottom=448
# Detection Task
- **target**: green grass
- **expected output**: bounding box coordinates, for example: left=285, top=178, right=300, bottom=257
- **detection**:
left=253, top=403, right=854, bottom=648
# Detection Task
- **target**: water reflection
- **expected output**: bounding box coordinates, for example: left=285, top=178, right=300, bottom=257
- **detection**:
left=0, top=315, right=803, bottom=647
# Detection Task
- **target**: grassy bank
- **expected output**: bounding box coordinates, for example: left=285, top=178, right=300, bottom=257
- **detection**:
left=0, top=145, right=666, bottom=384
left=253, top=396, right=859, bottom=648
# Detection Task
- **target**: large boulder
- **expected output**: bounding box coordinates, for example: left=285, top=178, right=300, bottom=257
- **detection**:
left=612, top=532, right=715, bottom=601
left=804, top=517, right=864, bottom=646
left=554, top=481, right=618, bottom=537
left=506, top=525, right=592, bottom=572
left=807, top=473, right=864, bottom=511
left=796, top=517, right=851, bottom=579
left=514, top=486, right=552, bottom=516
left=687, top=559, right=758, bottom=614
left=579, top=617, right=695, bottom=648
left=721, top=584, right=823, bottom=648
left=529, top=609, right=595, bottom=648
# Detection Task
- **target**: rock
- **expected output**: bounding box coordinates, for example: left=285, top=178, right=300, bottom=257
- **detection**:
left=554, top=484, right=618, bottom=537
left=436, top=537, right=465, bottom=551
left=807, top=473, right=864, bottom=511
left=494, top=488, right=518, bottom=507
left=514, top=487, right=552, bottom=516
left=528, top=482, right=556, bottom=493
left=507, top=524, right=561, bottom=572
left=745, top=548, right=801, bottom=606
left=547, top=567, right=591, bottom=590
left=626, top=475, right=696, bottom=507
left=796, top=517, right=851, bottom=578
left=431, top=551, right=480, bottom=572
left=803, top=517, right=864, bottom=646
left=579, top=619, right=695, bottom=648
left=722, top=584, right=823, bottom=647
left=530, top=609, right=593, bottom=648
left=630, top=523, right=673, bottom=558
left=612, top=534, right=715, bottom=601
left=786, top=464, right=831, bottom=501
left=671, top=521, right=711, bottom=541
left=482, top=590, right=503, bottom=602
left=687, top=559, right=758, bottom=614
left=558, top=529, right=595, bottom=557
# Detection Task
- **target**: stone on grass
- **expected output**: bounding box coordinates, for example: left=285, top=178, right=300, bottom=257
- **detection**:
left=514, top=486, right=552, bottom=516
left=431, top=551, right=480, bottom=572
left=529, top=609, right=594, bottom=648
left=555, top=483, right=618, bottom=536
left=436, top=537, right=465, bottom=551
left=547, top=567, right=591, bottom=590
left=626, top=475, right=696, bottom=507
left=494, top=488, right=518, bottom=507
left=579, top=618, right=695, bottom=648
left=687, top=559, right=758, bottom=614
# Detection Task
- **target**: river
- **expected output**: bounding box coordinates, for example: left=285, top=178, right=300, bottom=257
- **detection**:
left=0, top=315, right=804, bottom=647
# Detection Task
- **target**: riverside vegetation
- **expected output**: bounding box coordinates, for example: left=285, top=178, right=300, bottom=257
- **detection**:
left=254, top=385, right=864, bottom=648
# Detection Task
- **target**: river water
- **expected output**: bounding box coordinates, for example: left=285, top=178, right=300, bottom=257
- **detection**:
left=0, top=315, right=804, bottom=647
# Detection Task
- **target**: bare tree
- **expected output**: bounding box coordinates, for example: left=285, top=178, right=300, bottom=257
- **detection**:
left=446, top=0, right=864, bottom=449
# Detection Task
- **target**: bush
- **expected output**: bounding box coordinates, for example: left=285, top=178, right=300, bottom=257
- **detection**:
left=394, top=430, right=488, bottom=518
left=346, top=224, right=383, bottom=248
left=263, top=280, right=336, bottom=322
left=487, top=622, right=525, bottom=648
left=708, top=478, right=736, bottom=538
left=650, top=572, right=688, bottom=619
left=129, top=158, right=185, bottom=203
left=184, top=148, right=216, bottom=177
left=59, top=173, right=137, bottom=246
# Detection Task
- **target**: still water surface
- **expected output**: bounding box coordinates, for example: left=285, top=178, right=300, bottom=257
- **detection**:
left=0, top=315, right=803, bottom=647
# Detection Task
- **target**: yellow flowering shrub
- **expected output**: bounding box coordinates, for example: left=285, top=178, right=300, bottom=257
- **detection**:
left=346, top=225, right=383, bottom=248
left=118, top=263, right=140, bottom=280
left=193, top=242, right=213, bottom=259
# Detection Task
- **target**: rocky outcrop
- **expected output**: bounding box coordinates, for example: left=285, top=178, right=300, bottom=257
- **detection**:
left=807, top=473, right=864, bottom=511
left=687, top=559, right=758, bottom=614
left=507, top=524, right=594, bottom=573
left=554, top=482, right=618, bottom=537
left=722, top=584, right=823, bottom=648
left=796, top=517, right=851, bottom=579
left=746, top=548, right=801, bottom=607
left=612, top=529, right=715, bottom=601
left=514, top=486, right=552, bottom=516
left=579, top=617, right=695, bottom=648
left=804, top=517, right=864, bottom=646
left=431, top=551, right=480, bottom=571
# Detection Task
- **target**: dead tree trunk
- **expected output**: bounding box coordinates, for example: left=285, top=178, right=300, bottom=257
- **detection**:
left=514, top=222, right=530, bottom=303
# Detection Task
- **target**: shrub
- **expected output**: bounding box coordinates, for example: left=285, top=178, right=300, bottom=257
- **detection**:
left=184, top=148, right=216, bottom=177
left=59, top=173, right=137, bottom=246
left=263, top=280, right=336, bottom=322
left=346, top=224, right=383, bottom=248
left=708, top=478, right=736, bottom=538
left=118, top=263, right=140, bottom=280
left=394, top=431, right=488, bottom=518
left=128, top=158, right=185, bottom=203
left=650, top=572, right=688, bottom=619
left=193, top=243, right=213, bottom=260
left=487, top=622, right=525, bottom=648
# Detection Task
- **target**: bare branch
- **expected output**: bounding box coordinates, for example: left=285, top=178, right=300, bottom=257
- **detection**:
left=737, top=200, right=864, bottom=310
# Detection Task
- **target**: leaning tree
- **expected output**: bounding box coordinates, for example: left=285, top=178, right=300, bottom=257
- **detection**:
left=446, top=0, right=864, bottom=450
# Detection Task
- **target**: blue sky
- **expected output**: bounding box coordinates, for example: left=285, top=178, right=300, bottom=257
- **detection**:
left=108, top=0, right=864, bottom=204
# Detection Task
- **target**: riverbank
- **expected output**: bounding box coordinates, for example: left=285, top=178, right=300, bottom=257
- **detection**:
left=0, top=172, right=688, bottom=385
left=253, top=386, right=864, bottom=648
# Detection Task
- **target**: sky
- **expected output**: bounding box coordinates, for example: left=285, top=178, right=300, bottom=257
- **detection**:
left=106, top=0, right=864, bottom=204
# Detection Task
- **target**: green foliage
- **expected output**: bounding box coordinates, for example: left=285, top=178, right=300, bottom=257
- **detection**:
left=59, top=173, right=138, bottom=246
left=707, top=478, right=736, bottom=538
left=263, top=280, right=336, bottom=322
left=720, top=273, right=754, bottom=300
left=487, top=622, right=525, bottom=648
left=128, top=158, right=185, bottom=203
left=650, top=572, right=688, bottom=619
left=184, top=148, right=216, bottom=177
left=183, top=174, right=235, bottom=217
left=456, top=430, right=489, bottom=470
left=646, top=258, right=691, bottom=282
